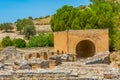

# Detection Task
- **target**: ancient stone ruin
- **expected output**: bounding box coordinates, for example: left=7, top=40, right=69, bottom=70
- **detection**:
left=0, top=29, right=120, bottom=79
left=54, top=29, right=109, bottom=60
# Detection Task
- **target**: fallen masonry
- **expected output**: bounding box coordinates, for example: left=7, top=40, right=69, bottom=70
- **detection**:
left=0, top=63, right=120, bottom=80
left=0, top=47, right=120, bottom=79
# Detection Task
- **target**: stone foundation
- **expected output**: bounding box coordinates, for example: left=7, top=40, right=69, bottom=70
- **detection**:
left=0, top=47, right=119, bottom=79
left=0, top=63, right=120, bottom=80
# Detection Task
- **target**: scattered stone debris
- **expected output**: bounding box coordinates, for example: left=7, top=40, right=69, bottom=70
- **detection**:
left=104, top=74, right=119, bottom=79
left=19, top=60, right=30, bottom=70
left=84, top=52, right=111, bottom=64
left=0, top=62, right=4, bottom=70
left=0, top=46, right=120, bottom=79
left=40, top=60, right=49, bottom=68
left=0, top=62, right=120, bottom=80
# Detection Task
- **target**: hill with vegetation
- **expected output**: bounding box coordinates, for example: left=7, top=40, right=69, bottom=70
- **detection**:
left=0, top=16, right=53, bottom=49
left=33, top=16, right=52, bottom=33
left=33, top=16, right=51, bottom=25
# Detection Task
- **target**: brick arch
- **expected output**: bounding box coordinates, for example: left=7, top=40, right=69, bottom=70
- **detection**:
left=76, top=40, right=96, bottom=59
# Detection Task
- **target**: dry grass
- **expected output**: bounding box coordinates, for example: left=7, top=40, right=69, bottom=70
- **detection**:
left=33, top=16, right=51, bottom=25
left=33, top=16, right=52, bottom=33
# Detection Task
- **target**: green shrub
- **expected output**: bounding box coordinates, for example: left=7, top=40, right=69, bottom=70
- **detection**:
left=0, top=40, right=3, bottom=51
left=26, top=36, right=39, bottom=47
left=27, top=33, right=54, bottom=47
left=1, top=36, right=12, bottom=47
left=38, top=33, right=49, bottom=47
left=113, top=31, right=120, bottom=51
left=13, top=38, right=26, bottom=48
left=48, top=33, right=54, bottom=46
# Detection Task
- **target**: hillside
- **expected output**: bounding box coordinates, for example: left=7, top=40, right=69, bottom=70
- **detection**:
left=33, top=16, right=52, bottom=33
left=33, top=16, right=51, bottom=25
left=0, top=16, right=52, bottom=40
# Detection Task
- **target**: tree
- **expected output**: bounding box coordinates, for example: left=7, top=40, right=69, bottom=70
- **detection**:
left=23, top=25, right=36, bottom=39
left=13, top=38, right=26, bottom=48
left=50, top=5, right=97, bottom=31
left=90, top=0, right=106, bottom=5
left=1, top=36, right=12, bottom=47
left=48, top=33, right=54, bottom=46
left=14, top=19, right=22, bottom=24
left=50, top=5, right=78, bottom=31
left=28, top=16, right=33, bottom=20
left=16, top=19, right=34, bottom=34
left=0, top=24, right=3, bottom=30
left=78, top=5, right=86, bottom=9
left=50, top=2, right=120, bottom=51
left=90, top=0, right=120, bottom=51
left=112, top=30, right=120, bottom=51
left=90, top=0, right=120, bottom=14
left=0, top=23, right=14, bottom=32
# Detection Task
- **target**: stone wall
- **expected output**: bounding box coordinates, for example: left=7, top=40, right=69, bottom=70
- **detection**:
left=23, top=52, right=75, bottom=70
left=54, top=29, right=109, bottom=56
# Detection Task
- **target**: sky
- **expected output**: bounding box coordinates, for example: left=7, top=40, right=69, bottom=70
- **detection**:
left=0, top=0, right=90, bottom=23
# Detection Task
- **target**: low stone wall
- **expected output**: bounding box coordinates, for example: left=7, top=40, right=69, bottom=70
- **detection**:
left=0, top=63, right=120, bottom=80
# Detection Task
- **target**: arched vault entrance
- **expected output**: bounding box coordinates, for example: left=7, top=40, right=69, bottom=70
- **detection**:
left=54, top=29, right=109, bottom=58
left=76, top=40, right=95, bottom=59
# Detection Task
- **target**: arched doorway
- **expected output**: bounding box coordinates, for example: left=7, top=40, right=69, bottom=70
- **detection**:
left=76, top=40, right=95, bottom=59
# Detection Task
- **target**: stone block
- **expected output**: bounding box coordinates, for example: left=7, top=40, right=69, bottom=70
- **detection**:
left=40, top=52, right=48, bottom=60
left=32, top=53, right=40, bottom=58
left=24, top=54, right=30, bottom=60
left=49, top=60, right=56, bottom=68
left=31, top=63, right=40, bottom=70
left=104, top=74, right=118, bottom=79
left=47, top=52, right=54, bottom=59
left=40, top=60, right=49, bottom=68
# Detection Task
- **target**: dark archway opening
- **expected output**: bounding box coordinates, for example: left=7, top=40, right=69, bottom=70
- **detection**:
left=76, top=40, right=95, bottom=59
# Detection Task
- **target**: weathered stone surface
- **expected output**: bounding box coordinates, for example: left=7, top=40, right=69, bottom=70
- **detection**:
left=0, top=46, right=17, bottom=61
left=104, top=74, right=119, bottom=79
left=40, top=52, right=48, bottom=60
left=19, top=60, right=30, bottom=70
left=49, top=55, right=62, bottom=65
left=40, top=60, right=49, bottom=68
left=78, top=52, right=111, bottom=65
left=0, top=62, right=120, bottom=80
left=61, top=54, right=74, bottom=62
left=0, top=62, right=4, bottom=70
left=110, top=51, right=120, bottom=70
left=0, top=47, right=119, bottom=79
